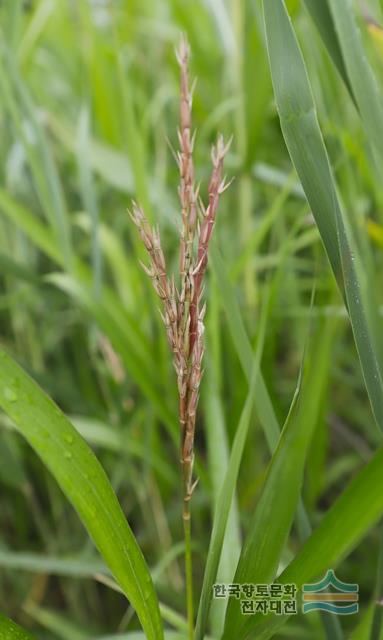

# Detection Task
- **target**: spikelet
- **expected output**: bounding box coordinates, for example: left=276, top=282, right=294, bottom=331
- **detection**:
left=129, top=36, right=231, bottom=514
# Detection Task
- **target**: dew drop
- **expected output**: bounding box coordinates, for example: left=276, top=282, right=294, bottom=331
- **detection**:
left=64, top=451, right=72, bottom=460
left=64, top=434, right=74, bottom=444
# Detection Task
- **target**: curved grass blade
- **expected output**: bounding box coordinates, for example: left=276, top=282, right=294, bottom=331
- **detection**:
left=0, top=613, right=36, bottom=640
left=328, top=0, right=383, bottom=169
left=203, top=278, right=241, bottom=637
left=0, top=348, right=163, bottom=640
left=210, top=241, right=280, bottom=449
left=0, top=189, right=62, bottom=265
left=238, top=442, right=383, bottom=640
left=302, top=0, right=351, bottom=93
left=263, top=0, right=383, bottom=432
left=209, top=241, right=317, bottom=579
left=194, top=291, right=268, bottom=640
left=223, top=316, right=336, bottom=638
left=263, top=1, right=341, bottom=282
left=0, top=550, right=107, bottom=578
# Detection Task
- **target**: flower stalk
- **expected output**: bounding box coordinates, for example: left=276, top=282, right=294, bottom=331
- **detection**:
left=129, top=36, right=230, bottom=638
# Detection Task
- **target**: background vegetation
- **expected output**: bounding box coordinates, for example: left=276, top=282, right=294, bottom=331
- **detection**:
left=1, top=0, right=383, bottom=638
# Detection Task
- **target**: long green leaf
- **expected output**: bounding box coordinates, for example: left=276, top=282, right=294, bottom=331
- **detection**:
left=209, top=241, right=316, bottom=541
left=195, top=292, right=268, bottom=640
left=0, top=550, right=107, bottom=578
left=223, top=316, right=335, bottom=638
left=302, top=0, right=350, bottom=92
left=263, top=0, right=383, bottom=432
left=210, top=241, right=280, bottom=449
left=203, top=276, right=241, bottom=637
left=328, top=0, right=383, bottom=168
left=238, top=442, right=383, bottom=639
left=0, top=348, right=163, bottom=640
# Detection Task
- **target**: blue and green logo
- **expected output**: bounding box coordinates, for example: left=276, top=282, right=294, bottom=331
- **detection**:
left=302, top=570, right=358, bottom=615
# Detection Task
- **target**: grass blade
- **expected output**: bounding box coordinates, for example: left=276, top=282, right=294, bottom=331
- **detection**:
left=0, top=613, right=36, bottom=640
left=0, top=38, right=72, bottom=268
left=263, top=0, right=383, bottom=432
left=194, top=294, right=267, bottom=640
left=223, top=316, right=336, bottom=638
left=0, top=550, right=107, bottom=578
left=203, top=277, right=241, bottom=637
left=210, top=241, right=280, bottom=449
left=0, top=348, right=163, bottom=640
left=76, top=105, right=102, bottom=295
left=328, top=0, right=383, bottom=168
left=209, top=241, right=314, bottom=559
left=239, top=442, right=383, bottom=639
left=302, top=0, right=351, bottom=92
left=262, top=1, right=341, bottom=281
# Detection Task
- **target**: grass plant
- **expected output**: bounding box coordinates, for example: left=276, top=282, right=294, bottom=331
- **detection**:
left=1, top=1, right=383, bottom=639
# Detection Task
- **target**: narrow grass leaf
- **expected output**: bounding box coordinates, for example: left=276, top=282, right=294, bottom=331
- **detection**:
left=203, top=367, right=241, bottom=636
left=0, top=38, right=72, bottom=267
left=209, top=240, right=313, bottom=549
left=263, top=0, right=383, bottom=432
left=0, top=348, right=163, bottom=640
left=18, top=0, right=54, bottom=64
left=77, top=105, right=102, bottom=295
left=223, top=317, right=336, bottom=638
left=210, top=241, right=280, bottom=449
left=328, top=0, right=383, bottom=168
left=194, top=292, right=268, bottom=640
left=204, top=275, right=241, bottom=636
left=0, top=189, right=62, bottom=265
left=238, top=443, right=383, bottom=639
left=302, top=0, right=351, bottom=92
left=263, top=0, right=341, bottom=281
left=0, top=551, right=107, bottom=578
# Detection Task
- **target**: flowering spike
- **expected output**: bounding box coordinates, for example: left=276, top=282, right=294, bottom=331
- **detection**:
left=129, top=36, right=231, bottom=533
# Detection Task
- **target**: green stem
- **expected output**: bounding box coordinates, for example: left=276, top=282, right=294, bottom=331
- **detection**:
left=183, top=505, right=194, bottom=640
